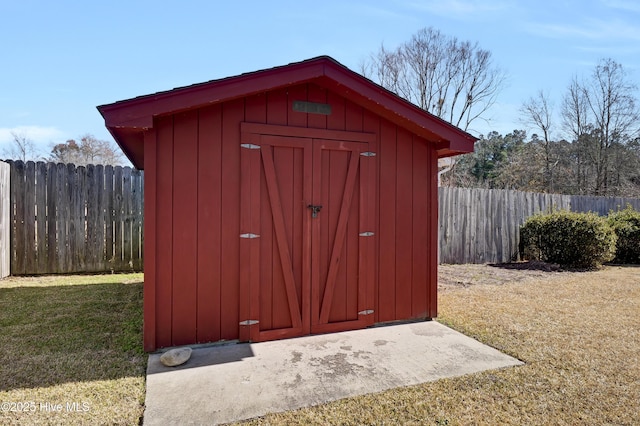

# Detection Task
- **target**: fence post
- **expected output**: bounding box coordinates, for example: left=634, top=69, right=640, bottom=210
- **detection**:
left=0, top=161, right=9, bottom=278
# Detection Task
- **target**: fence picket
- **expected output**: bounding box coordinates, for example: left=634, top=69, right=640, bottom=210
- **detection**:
left=46, top=162, right=57, bottom=272
left=85, top=164, right=99, bottom=271
left=113, top=166, right=123, bottom=271
left=131, top=169, right=142, bottom=271
left=94, top=165, right=106, bottom=271
left=104, top=165, right=114, bottom=269
left=122, top=167, right=132, bottom=270
left=23, top=162, right=36, bottom=274
left=12, top=161, right=25, bottom=274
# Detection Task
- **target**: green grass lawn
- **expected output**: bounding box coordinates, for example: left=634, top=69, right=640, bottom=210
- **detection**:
left=0, top=273, right=145, bottom=425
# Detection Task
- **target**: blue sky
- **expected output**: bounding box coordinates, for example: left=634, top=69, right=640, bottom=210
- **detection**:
left=1, top=0, right=639, bottom=159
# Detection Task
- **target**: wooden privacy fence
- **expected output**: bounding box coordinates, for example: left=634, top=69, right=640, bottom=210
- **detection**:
left=7, top=160, right=143, bottom=275
left=4, top=159, right=639, bottom=274
left=438, top=187, right=640, bottom=264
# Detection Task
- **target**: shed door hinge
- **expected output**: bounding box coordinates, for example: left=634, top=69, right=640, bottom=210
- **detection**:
left=360, top=151, right=376, bottom=157
left=240, top=233, right=260, bottom=239
left=359, top=232, right=375, bottom=237
left=358, top=309, right=374, bottom=315
left=239, top=320, right=259, bottom=326
left=241, top=143, right=261, bottom=150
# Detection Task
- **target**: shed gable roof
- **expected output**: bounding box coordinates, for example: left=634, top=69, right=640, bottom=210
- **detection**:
left=98, top=56, right=477, bottom=168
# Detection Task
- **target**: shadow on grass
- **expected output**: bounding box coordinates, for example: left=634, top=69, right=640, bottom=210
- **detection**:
left=0, top=278, right=145, bottom=391
left=488, top=260, right=563, bottom=272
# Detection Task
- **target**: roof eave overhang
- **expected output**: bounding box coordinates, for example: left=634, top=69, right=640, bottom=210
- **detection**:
left=98, top=60, right=328, bottom=128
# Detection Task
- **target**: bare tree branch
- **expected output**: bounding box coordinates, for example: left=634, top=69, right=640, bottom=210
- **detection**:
left=560, top=59, right=640, bottom=195
left=520, top=91, right=556, bottom=191
left=2, top=132, right=40, bottom=162
left=363, top=27, right=507, bottom=132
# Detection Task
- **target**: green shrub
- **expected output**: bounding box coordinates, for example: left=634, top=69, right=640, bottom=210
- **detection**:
left=607, top=205, right=640, bottom=264
left=520, top=210, right=616, bottom=269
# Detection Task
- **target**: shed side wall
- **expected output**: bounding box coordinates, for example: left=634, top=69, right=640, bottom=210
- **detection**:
left=376, top=126, right=437, bottom=323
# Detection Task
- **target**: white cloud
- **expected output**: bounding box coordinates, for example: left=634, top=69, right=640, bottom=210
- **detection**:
left=404, top=0, right=515, bottom=18
left=0, top=125, right=65, bottom=145
left=601, top=0, right=640, bottom=13
left=353, top=4, right=410, bottom=21
left=574, top=44, right=640, bottom=56
left=527, top=18, right=640, bottom=42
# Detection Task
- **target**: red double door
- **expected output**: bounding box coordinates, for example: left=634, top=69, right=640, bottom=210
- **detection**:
left=239, top=130, right=375, bottom=342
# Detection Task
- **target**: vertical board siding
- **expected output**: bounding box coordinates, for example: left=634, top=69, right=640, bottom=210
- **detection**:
left=394, top=129, right=413, bottom=320
left=306, top=85, right=328, bottom=129
left=7, top=160, right=143, bottom=275
left=219, top=98, right=243, bottom=341
left=143, top=129, right=157, bottom=351
left=437, top=187, right=640, bottom=264
left=411, top=139, right=429, bottom=318
left=171, top=110, right=199, bottom=345
left=427, top=151, right=438, bottom=317
left=196, top=104, right=223, bottom=344
left=377, top=120, right=397, bottom=322
left=155, top=116, right=175, bottom=348
left=0, top=161, right=9, bottom=278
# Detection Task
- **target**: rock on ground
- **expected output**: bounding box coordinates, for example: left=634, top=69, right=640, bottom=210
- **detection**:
left=160, top=347, right=192, bottom=367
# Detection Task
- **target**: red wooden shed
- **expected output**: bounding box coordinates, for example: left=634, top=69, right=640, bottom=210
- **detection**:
left=98, top=56, right=476, bottom=352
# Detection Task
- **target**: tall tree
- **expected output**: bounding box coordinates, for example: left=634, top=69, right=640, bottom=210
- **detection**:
left=561, top=77, right=592, bottom=194
left=48, top=134, right=125, bottom=166
left=442, top=130, right=527, bottom=189
left=361, top=27, right=506, bottom=132
left=561, top=59, right=640, bottom=195
left=520, top=91, right=556, bottom=192
left=562, top=76, right=590, bottom=140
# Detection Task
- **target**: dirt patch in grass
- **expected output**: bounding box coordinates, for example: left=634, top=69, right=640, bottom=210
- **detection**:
left=0, top=273, right=145, bottom=425
left=438, top=261, right=577, bottom=290
left=238, top=264, right=640, bottom=425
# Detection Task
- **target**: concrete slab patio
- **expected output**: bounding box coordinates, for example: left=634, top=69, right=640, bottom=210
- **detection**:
left=144, top=321, right=523, bottom=425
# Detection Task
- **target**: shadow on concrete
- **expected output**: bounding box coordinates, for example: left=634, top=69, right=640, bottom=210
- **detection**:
left=147, top=343, right=255, bottom=374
